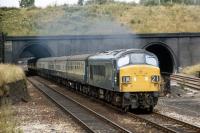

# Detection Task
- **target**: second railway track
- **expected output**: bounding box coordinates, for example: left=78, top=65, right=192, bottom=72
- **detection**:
left=29, top=76, right=200, bottom=133
left=171, top=74, right=200, bottom=90
left=129, top=112, right=200, bottom=133
left=28, top=77, right=131, bottom=133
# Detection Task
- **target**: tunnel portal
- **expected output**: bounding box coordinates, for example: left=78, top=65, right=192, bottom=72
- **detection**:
left=144, top=43, right=176, bottom=74
left=19, top=44, right=52, bottom=59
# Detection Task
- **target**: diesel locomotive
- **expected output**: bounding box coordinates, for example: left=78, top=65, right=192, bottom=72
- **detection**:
left=28, top=49, right=161, bottom=112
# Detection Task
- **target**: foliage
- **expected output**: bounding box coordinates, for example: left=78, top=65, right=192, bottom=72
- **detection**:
left=19, top=0, right=35, bottom=8
left=0, top=4, right=200, bottom=35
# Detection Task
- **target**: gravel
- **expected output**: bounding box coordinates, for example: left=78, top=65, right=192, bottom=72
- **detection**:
left=13, top=81, right=86, bottom=133
left=156, top=83, right=200, bottom=127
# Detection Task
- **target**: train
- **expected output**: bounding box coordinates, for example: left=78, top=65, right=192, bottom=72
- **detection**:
left=28, top=49, right=161, bottom=112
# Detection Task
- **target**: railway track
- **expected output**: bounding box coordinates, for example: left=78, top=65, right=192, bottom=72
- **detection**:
left=129, top=112, right=200, bottom=133
left=28, top=77, right=131, bottom=133
left=29, top=76, right=200, bottom=133
left=171, top=74, right=200, bottom=90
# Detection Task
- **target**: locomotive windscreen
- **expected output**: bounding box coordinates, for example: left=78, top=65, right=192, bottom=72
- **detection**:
left=117, top=53, right=158, bottom=67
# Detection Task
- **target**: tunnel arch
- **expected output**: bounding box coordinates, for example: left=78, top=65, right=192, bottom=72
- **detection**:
left=17, top=43, right=53, bottom=61
left=143, top=42, right=177, bottom=74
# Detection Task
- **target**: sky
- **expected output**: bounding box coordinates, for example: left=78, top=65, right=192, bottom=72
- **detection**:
left=0, top=0, right=139, bottom=8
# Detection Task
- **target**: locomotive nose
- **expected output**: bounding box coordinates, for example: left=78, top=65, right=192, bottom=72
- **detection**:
left=119, top=65, right=160, bottom=92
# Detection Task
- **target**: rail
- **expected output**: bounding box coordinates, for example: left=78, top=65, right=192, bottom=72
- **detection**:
left=170, top=74, right=200, bottom=90
left=129, top=112, right=200, bottom=133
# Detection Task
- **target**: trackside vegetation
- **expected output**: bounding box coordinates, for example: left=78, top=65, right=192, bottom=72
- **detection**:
left=0, top=4, right=200, bottom=35
left=0, top=64, right=25, bottom=132
left=0, top=104, right=22, bottom=133
left=182, top=64, right=200, bottom=76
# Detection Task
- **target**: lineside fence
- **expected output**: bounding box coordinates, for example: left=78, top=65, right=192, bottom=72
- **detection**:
left=170, top=74, right=200, bottom=90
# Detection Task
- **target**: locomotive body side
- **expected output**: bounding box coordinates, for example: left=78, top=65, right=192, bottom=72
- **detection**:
left=87, top=58, right=115, bottom=91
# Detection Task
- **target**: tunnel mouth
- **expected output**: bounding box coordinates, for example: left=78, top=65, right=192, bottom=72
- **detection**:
left=18, top=44, right=51, bottom=60
left=144, top=43, right=175, bottom=74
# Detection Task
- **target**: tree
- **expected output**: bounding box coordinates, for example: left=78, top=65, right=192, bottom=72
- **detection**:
left=19, top=0, right=35, bottom=8
left=78, top=0, right=84, bottom=5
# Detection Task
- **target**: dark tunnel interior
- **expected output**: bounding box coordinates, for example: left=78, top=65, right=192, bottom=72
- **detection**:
left=19, top=44, right=51, bottom=59
left=145, top=44, right=174, bottom=74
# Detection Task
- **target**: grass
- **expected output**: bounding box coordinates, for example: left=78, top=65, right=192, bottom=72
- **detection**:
left=0, top=64, right=25, bottom=132
left=0, top=4, right=200, bottom=35
left=182, top=64, right=200, bottom=76
left=0, top=104, right=22, bottom=133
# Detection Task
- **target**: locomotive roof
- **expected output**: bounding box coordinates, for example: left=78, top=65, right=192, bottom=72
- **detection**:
left=37, top=54, right=92, bottom=62
left=37, top=49, right=153, bottom=62
left=88, top=49, right=147, bottom=60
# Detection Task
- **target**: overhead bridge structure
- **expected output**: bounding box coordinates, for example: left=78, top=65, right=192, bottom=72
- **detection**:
left=1, top=33, right=200, bottom=74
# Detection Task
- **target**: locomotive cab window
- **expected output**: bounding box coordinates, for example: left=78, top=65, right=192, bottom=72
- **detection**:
left=145, top=55, right=158, bottom=66
left=117, top=53, right=158, bottom=67
left=130, top=53, right=144, bottom=64
left=117, top=55, right=129, bottom=67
